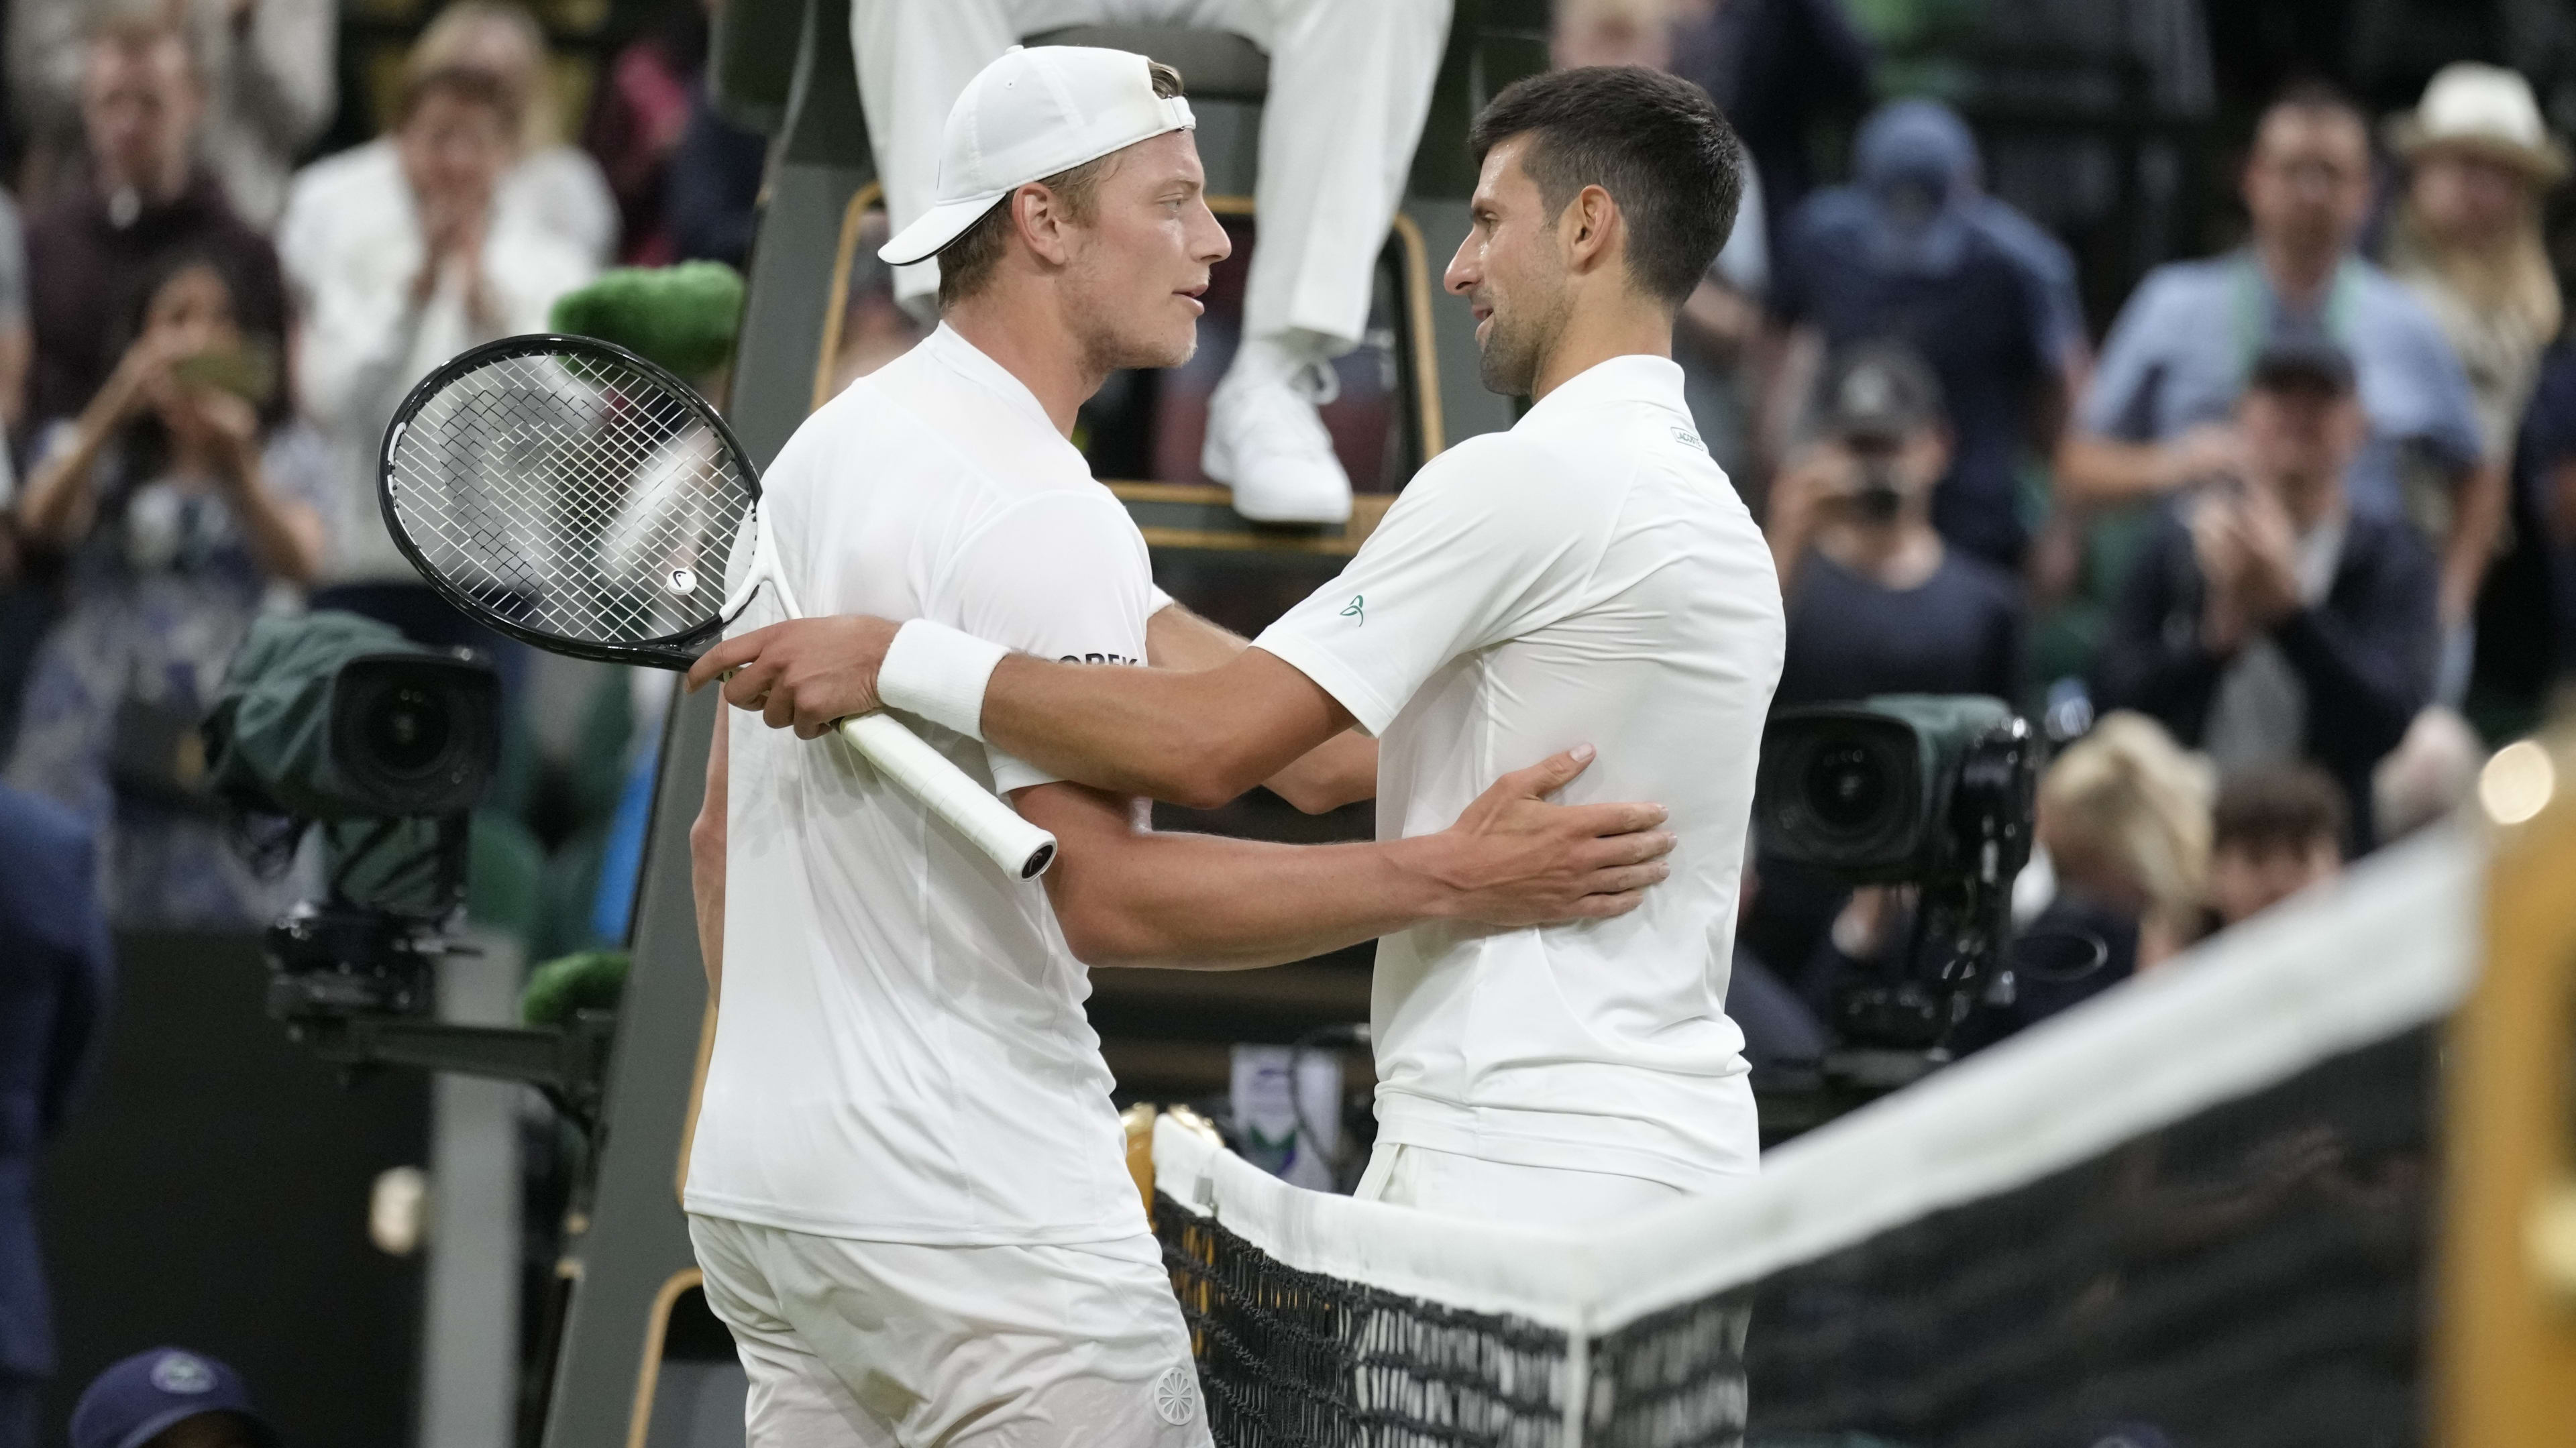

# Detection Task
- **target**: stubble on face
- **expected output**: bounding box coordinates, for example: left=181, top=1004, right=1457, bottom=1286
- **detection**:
left=1059, top=132, right=1222, bottom=376
left=1461, top=140, right=1572, bottom=398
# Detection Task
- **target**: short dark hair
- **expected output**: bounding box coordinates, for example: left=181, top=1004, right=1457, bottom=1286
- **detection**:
left=396, top=63, right=523, bottom=133
left=2212, top=765, right=2349, bottom=860
left=936, top=60, right=1187, bottom=309
left=2259, top=78, right=2368, bottom=139
left=1466, top=66, right=1743, bottom=307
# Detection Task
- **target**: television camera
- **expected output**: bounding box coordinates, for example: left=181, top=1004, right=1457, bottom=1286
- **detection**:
left=1755, top=693, right=2041, bottom=1099
left=201, top=612, right=615, bottom=1124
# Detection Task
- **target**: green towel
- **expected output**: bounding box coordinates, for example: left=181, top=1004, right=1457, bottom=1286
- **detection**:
left=520, top=949, right=631, bottom=1027
left=548, top=262, right=747, bottom=378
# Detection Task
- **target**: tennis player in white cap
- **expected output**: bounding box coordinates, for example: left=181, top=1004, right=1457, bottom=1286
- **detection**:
left=683, top=46, right=1680, bottom=1446
left=700, top=64, right=1784, bottom=1231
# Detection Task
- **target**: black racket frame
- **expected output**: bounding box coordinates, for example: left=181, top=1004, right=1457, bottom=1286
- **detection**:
left=378, top=332, right=763, bottom=672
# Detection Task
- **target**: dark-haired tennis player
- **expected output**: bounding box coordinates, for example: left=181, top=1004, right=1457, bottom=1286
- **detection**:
left=701, top=65, right=1784, bottom=1231
left=682, top=47, right=1679, bottom=1447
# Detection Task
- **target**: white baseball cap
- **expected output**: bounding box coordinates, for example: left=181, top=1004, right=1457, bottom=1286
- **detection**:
left=879, top=46, right=1196, bottom=267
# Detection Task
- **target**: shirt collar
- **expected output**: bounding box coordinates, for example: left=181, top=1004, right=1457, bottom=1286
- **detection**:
left=920, top=323, right=1063, bottom=437
left=1517, top=352, right=1691, bottom=427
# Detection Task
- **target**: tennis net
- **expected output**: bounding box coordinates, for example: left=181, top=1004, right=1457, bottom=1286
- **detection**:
left=1153, top=827, right=2477, bottom=1447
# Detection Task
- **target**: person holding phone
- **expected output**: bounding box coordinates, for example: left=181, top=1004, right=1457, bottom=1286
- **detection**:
left=6, top=250, right=331, bottom=925
left=1764, top=340, right=2025, bottom=711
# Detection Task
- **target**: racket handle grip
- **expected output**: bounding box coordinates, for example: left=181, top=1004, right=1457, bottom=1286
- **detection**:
left=835, top=711, right=1058, bottom=880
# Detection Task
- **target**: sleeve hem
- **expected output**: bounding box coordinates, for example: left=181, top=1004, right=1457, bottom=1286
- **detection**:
left=1248, top=633, right=1401, bottom=738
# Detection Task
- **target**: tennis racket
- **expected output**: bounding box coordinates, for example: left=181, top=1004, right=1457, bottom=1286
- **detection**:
left=378, top=333, right=1058, bottom=880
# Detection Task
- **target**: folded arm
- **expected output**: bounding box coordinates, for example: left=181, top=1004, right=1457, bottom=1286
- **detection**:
left=1022, top=746, right=1670, bottom=970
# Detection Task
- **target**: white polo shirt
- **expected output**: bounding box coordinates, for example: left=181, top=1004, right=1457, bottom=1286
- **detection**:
left=684, top=325, right=1156, bottom=1245
left=1255, top=354, right=1785, bottom=1190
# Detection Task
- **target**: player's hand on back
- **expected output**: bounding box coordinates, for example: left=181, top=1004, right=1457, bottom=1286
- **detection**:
left=688, top=616, right=903, bottom=738
left=1418, top=745, right=1674, bottom=928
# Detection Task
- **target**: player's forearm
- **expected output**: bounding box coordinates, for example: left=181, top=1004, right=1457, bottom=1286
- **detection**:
left=982, top=655, right=1316, bottom=810
left=1262, top=729, right=1378, bottom=814
left=1052, top=830, right=1462, bottom=970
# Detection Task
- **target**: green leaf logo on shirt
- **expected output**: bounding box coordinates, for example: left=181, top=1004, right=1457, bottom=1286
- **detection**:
left=1340, top=594, right=1365, bottom=626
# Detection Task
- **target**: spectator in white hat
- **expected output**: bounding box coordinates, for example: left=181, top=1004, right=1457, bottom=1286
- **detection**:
left=852, top=0, right=1452, bottom=526
left=2383, top=62, right=2568, bottom=463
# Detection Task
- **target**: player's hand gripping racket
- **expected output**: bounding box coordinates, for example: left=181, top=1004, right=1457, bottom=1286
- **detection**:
left=378, top=334, right=1057, bottom=879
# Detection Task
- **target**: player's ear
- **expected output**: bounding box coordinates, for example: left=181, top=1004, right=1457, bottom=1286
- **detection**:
left=1562, top=184, right=1616, bottom=273
left=1016, top=183, right=1077, bottom=267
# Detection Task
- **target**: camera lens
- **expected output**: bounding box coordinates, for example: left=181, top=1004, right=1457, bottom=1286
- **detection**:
left=362, top=685, right=453, bottom=778
left=1805, top=741, right=1890, bottom=833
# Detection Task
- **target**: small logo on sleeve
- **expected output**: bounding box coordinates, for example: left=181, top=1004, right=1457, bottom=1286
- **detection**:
left=1340, top=594, right=1365, bottom=626
left=1672, top=425, right=1705, bottom=451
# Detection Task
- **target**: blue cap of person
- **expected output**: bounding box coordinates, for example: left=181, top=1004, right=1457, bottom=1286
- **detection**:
left=70, top=1349, right=280, bottom=1448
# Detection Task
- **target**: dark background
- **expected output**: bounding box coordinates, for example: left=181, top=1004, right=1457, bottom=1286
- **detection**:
left=36, top=935, right=427, bottom=1441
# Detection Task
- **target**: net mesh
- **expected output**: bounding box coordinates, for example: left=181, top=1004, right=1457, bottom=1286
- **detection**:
left=383, top=347, right=754, bottom=652
left=1152, top=835, right=2465, bottom=1448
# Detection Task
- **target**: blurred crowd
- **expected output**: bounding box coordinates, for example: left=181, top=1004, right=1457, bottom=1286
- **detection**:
left=0, top=0, right=2560, bottom=1022
left=0, top=0, right=766, bottom=959
left=0, top=0, right=2563, bottom=1025
left=0, top=0, right=2568, bottom=1431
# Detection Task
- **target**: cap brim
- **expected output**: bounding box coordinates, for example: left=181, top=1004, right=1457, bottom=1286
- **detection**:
left=879, top=192, right=1010, bottom=268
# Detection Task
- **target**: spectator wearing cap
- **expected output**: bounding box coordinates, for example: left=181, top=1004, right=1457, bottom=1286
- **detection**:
left=1735, top=341, right=2025, bottom=986
left=0, top=787, right=111, bottom=1448
left=2206, top=763, right=2346, bottom=931
left=19, top=15, right=288, bottom=436
left=2062, top=82, right=2497, bottom=656
left=2382, top=63, right=2566, bottom=466
left=69, top=1349, right=276, bottom=1448
left=1762, top=99, right=2088, bottom=571
left=1765, top=341, right=2025, bottom=711
left=2093, top=336, right=2439, bottom=843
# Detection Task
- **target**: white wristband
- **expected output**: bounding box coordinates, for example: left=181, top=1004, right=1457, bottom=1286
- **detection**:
left=878, top=619, right=1008, bottom=740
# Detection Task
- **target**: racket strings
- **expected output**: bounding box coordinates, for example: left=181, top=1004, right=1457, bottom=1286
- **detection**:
left=386, top=351, right=756, bottom=649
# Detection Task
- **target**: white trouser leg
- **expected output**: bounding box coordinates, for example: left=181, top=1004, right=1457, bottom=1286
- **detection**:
left=852, top=0, right=1449, bottom=343
left=1233, top=0, right=1452, bottom=349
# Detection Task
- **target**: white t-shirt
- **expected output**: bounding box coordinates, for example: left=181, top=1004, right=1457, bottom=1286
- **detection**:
left=684, top=325, right=1157, bottom=1245
left=1255, top=354, right=1786, bottom=1190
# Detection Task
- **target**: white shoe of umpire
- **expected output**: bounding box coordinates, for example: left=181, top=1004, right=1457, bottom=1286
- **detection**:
left=1203, top=335, right=1354, bottom=526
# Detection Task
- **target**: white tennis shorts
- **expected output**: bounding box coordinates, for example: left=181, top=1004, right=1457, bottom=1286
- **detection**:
left=688, top=1214, right=1214, bottom=1448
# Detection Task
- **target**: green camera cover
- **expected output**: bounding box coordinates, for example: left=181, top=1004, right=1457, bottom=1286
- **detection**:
left=202, top=611, right=431, bottom=820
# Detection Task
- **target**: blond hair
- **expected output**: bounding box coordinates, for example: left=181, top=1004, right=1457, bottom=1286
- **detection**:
left=2037, top=712, right=2213, bottom=941
left=409, top=1, right=558, bottom=151
left=2387, top=168, right=2562, bottom=347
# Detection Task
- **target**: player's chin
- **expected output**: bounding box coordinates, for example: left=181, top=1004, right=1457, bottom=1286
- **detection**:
left=1130, top=317, right=1199, bottom=370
